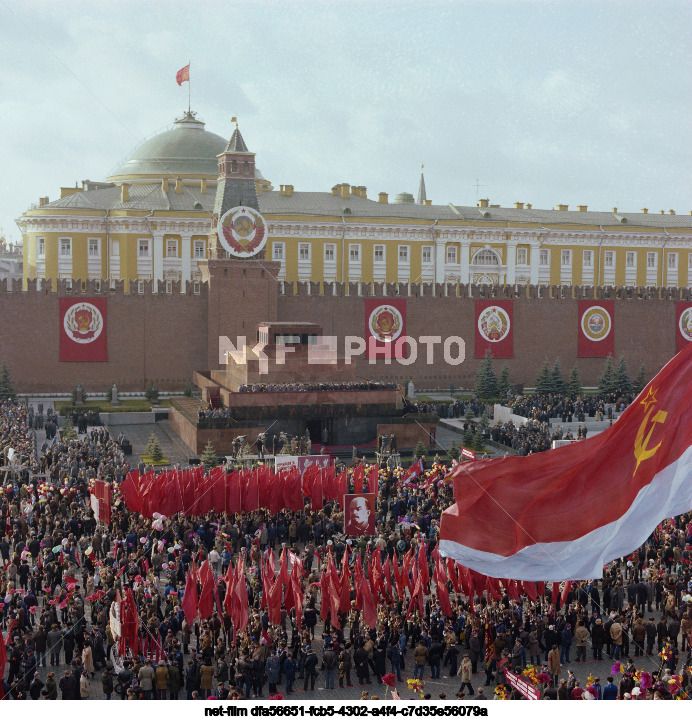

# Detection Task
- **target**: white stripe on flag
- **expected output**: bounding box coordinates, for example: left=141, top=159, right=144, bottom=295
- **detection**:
left=440, top=445, right=692, bottom=581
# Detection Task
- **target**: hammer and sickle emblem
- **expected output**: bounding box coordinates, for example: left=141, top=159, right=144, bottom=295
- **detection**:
left=633, top=404, right=668, bottom=476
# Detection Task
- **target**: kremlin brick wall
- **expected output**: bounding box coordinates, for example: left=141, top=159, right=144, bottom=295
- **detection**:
left=0, top=270, right=686, bottom=393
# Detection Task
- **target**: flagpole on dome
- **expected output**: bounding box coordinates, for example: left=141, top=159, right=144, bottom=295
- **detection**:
left=188, top=59, right=191, bottom=115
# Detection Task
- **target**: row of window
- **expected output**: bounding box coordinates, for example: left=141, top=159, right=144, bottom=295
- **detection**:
left=35, top=238, right=207, bottom=259
left=271, top=242, right=686, bottom=270
left=274, top=243, right=438, bottom=264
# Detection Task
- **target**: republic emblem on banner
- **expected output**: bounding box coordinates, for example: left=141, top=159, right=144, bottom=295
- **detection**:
left=63, top=302, right=104, bottom=343
left=219, top=206, right=268, bottom=258
left=581, top=305, right=611, bottom=342
left=477, top=305, right=510, bottom=342
left=679, top=307, right=692, bottom=342
left=368, top=304, right=403, bottom=343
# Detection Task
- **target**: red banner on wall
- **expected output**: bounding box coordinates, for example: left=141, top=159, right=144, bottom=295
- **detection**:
left=676, top=302, right=692, bottom=353
left=60, top=298, right=108, bottom=361
left=474, top=300, right=513, bottom=358
left=577, top=300, right=614, bottom=357
left=365, top=299, right=407, bottom=359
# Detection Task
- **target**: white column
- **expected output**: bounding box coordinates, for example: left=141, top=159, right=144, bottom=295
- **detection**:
left=460, top=240, right=471, bottom=284
left=506, top=241, right=517, bottom=284
left=181, top=234, right=192, bottom=291
left=152, top=232, right=164, bottom=291
left=434, top=237, right=445, bottom=284
left=529, top=239, right=540, bottom=285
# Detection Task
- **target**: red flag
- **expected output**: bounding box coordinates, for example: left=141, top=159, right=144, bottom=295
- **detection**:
left=336, top=470, right=349, bottom=505
left=268, top=576, right=283, bottom=626
left=233, top=557, right=249, bottom=634
left=560, top=580, right=572, bottom=607
left=441, top=343, right=692, bottom=581
left=292, top=569, right=303, bottom=630
left=359, top=574, right=378, bottom=628
left=226, top=471, right=241, bottom=515
left=329, top=576, right=342, bottom=630
left=551, top=581, right=560, bottom=608
left=197, top=560, right=214, bottom=619
left=176, top=63, right=190, bottom=85
left=392, top=555, right=405, bottom=600
left=311, top=470, right=324, bottom=510
left=418, top=541, right=429, bottom=593
left=367, top=465, right=378, bottom=496
left=435, top=556, right=453, bottom=617
left=223, top=562, right=235, bottom=616
left=523, top=580, right=537, bottom=602
left=354, top=464, right=364, bottom=494
left=181, top=568, right=198, bottom=624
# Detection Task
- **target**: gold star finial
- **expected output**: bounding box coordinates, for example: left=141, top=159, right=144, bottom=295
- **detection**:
left=231, top=116, right=238, bottom=129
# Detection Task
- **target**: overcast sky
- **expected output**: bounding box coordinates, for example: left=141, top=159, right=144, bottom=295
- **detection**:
left=1, top=0, right=691, bottom=243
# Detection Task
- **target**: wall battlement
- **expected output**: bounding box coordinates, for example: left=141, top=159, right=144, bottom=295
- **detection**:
left=278, top=279, right=692, bottom=302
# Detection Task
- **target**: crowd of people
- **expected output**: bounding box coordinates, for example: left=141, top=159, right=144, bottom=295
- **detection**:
left=1, top=394, right=692, bottom=703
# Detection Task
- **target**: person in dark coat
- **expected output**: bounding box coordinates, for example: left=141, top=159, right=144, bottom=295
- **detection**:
left=303, top=646, right=319, bottom=691
left=282, top=652, right=297, bottom=694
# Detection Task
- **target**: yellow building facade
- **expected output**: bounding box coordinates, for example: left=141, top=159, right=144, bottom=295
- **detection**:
left=17, top=113, right=692, bottom=290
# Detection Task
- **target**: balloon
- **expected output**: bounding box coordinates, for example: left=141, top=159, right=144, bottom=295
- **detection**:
left=152, top=512, right=162, bottom=520
left=161, top=563, right=168, bottom=570
left=52, top=545, right=62, bottom=553
left=152, top=521, right=163, bottom=531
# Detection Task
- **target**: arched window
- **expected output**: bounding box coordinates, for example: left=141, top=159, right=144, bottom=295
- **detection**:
left=472, top=249, right=500, bottom=265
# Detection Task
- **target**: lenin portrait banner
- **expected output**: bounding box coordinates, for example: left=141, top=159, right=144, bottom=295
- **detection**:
left=344, top=493, right=376, bottom=537
left=676, top=302, right=692, bottom=353
left=59, top=298, right=108, bottom=361
left=578, top=300, right=614, bottom=357
left=474, top=300, right=513, bottom=358
left=365, top=299, right=407, bottom=359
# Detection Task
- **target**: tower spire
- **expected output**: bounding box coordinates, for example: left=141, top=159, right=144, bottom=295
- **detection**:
left=417, top=163, right=427, bottom=205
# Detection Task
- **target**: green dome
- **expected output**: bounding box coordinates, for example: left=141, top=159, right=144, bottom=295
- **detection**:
left=108, top=111, right=227, bottom=181
left=392, top=192, right=415, bottom=204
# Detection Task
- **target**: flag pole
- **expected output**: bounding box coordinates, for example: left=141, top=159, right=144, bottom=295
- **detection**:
left=188, top=60, right=191, bottom=114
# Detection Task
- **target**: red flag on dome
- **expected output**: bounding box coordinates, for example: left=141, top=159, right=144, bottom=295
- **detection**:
left=176, top=64, right=190, bottom=85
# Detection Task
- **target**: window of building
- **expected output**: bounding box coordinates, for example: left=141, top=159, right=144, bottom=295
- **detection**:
left=516, top=247, right=527, bottom=265
left=668, top=252, right=678, bottom=269
left=167, top=239, right=178, bottom=258
left=647, top=252, right=657, bottom=268
left=272, top=242, right=284, bottom=260
left=324, top=244, right=335, bottom=262
left=604, top=251, right=614, bottom=267
left=583, top=250, right=593, bottom=267
left=474, top=249, right=500, bottom=265
left=193, top=240, right=206, bottom=258
left=399, top=245, right=409, bottom=262
left=138, top=280, right=144, bottom=294
left=88, top=238, right=100, bottom=256
left=561, top=249, right=572, bottom=266
left=422, top=246, right=432, bottom=264
left=374, top=245, right=385, bottom=262
left=299, top=243, right=311, bottom=260
left=59, top=238, right=71, bottom=256
left=138, top=239, right=149, bottom=257
left=349, top=244, right=361, bottom=262
left=166, top=280, right=172, bottom=294
left=193, top=281, right=200, bottom=295
left=539, top=249, right=549, bottom=266
left=626, top=251, right=636, bottom=268
left=36, top=237, right=45, bottom=258
left=446, top=246, right=458, bottom=264
left=688, top=254, right=692, bottom=270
